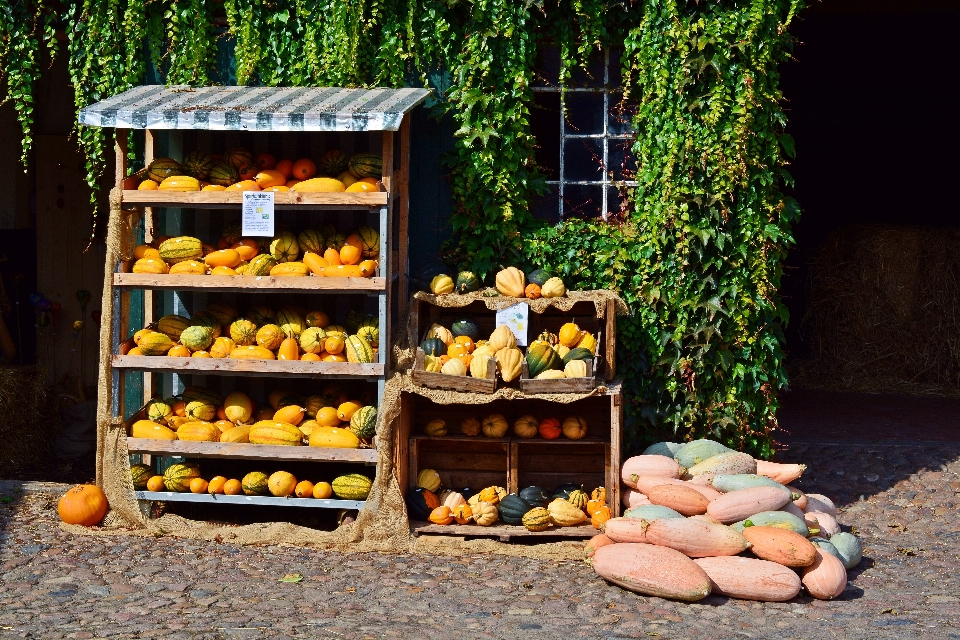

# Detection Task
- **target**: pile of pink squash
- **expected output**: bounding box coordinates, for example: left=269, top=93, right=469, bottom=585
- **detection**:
left=586, top=439, right=862, bottom=602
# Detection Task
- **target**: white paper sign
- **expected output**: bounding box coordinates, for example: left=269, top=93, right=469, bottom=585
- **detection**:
left=496, top=302, right=529, bottom=346
left=241, top=191, right=275, bottom=237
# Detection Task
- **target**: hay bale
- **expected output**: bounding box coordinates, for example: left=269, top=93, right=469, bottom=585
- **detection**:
left=790, top=224, right=960, bottom=396
left=0, top=367, right=60, bottom=477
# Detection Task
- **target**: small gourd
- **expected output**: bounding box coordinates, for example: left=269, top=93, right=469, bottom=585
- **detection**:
left=426, top=323, right=455, bottom=346
left=440, top=358, right=467, bottom=376
left=424, top=419, right=447, bottom=436
left=481, top=414, right=509, bottom=438
left=460, top=417, right=481, bottom=436
left=559, top=322, right=583, bottom=347
left=547, top=497, right=588, bottom=527
left=591, top=505, right=612, bottom=529
left=430, top=274, right=454, bottom=295
left=567, top=489, right=589, bottom=511
left=488, top=325, right=517, bottom=351
left=452, top=503, right=473, bottom=524
left=540, top=277, right=566, bottom=298
left=417, top=468, right=442, bottom=493
left=495, top=347, right=523, bottom=382
left=473, top=501, right=499, bottom=526
left=513, top=415, right=538, bottom=439
left=428, top=506, right=454, bottom=525
left=495, top=266, right=526, bottom=297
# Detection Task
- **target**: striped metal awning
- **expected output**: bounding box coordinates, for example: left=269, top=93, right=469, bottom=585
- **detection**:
left=78, top=86, right=431, bottom=132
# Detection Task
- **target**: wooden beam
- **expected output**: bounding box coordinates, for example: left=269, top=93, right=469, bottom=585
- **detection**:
left=120, top=190, right=388, bottom=209
left=113, top=273, right=386, bottom=293
left=127, top=438, right=379, bottom=463
left=111, top=355, right=385, bottom=379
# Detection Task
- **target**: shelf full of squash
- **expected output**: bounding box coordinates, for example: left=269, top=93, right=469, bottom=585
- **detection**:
left=81, top=86, right=430, bottom=522
left=395, top=266, right=627, bottom=539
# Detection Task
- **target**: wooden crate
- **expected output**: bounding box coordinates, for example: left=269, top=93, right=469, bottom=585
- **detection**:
left=392, top=383, right=624, bottom=531
left=519, top=358, right=598, bottom=394
left=410, top=296, right=618, bottom=380
left=410, top=347, right=497, bottom=393
left=410, top=521, right=596, bottom=541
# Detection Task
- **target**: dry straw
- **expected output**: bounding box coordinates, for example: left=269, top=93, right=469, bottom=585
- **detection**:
left=790, top=224, right=960, bottom=396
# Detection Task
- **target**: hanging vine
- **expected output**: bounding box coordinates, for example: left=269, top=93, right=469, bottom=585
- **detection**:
left=2, top=0, right=806, bottom=454
left=0, top=0, right=56, bottom=168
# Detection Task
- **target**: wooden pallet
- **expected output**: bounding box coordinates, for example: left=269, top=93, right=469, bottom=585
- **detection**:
left=519, top=358, right=598, bottom=394
left=410, top=520, right=596, bottom=541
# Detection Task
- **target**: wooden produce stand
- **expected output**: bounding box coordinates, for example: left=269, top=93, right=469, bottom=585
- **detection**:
left=81, top=86, right=428, bottom=514
left=397, top=289, right=624, bottom=539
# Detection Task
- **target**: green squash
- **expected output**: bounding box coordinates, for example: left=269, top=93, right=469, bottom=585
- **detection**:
left=421, top=338, right=446, bottom=357
left=455, top=271, right=481, bottom=294
left=526, top=343, right=562, bottom=378
left=130, top=463, right=153, bottom=490
left=518, top=486, right=550, bottom=508
left=451, top=317, right=481, bottom=341
left=527, top=269, right=553, bottom=287
left=561, top=347, right=594, bottom=364
left=497, top=494, right=534, bottom=525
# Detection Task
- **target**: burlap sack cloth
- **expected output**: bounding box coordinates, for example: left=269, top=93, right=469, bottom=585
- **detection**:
left=64, top=190, right=628, bottom=559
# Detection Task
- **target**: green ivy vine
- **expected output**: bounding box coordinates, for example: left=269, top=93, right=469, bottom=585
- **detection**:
left=1, top=0, right=804, bottom=455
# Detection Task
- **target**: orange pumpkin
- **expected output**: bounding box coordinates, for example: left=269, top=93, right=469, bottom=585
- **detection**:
left=525, top=283, right=542, bottom=299
left=301, top=352, right=321, bottom=361
left=312, top=481, right=333, bottom=499
left=422, top=489, right=441, bottom=511
left=189, top=478, right=209, bottom=494
left=586, top=499, right=606, bottom=516
left=295, top=480, right=315, bottom=498
left=232, top=239, right=260, bottom=260
left=325, top=335, right=345, bottom=355
left=291, top=158, right=317, bottom=180
left=428, top=506, right=454, bottom=525
left=323, top=247, right=342, bottom=266
left=591, top=505, right=612, bottom=529
left=452, top=503, right=473, bottom=524
left=223, top=479, right=243, bottom=495
left=538, top=417, right=562, bottom=440
left=146, top=475, right=165, bottom=492
left=57, top=484, right=108, bottom=526
left=207, top=476, right=228, bottom=494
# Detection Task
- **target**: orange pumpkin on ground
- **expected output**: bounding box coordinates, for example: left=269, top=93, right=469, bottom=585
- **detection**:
left=58, top=484, right=108, bottom=526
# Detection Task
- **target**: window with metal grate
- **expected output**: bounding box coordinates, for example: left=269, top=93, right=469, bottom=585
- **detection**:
left=530, top=47, right=636, bottom=222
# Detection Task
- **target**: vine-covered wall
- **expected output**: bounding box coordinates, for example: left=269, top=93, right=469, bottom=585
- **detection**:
left=1, top=0, right=803, bottom=455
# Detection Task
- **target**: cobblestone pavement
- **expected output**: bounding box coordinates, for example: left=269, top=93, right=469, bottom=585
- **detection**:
left=1, top=441, right=959, bottom=639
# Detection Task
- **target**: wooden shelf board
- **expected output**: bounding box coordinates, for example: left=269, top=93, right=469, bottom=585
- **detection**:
left=409, top=434, right=609, bottom=445
left=126, top=438, right=378, bottom=463
left=114, top=273, right=385, bottom=293
left=136, top=491, right=365, bottom=509
left=122, top=190, right=388, bottom=210
left=112, top=355, right=384, bottom=379
left=410, top=521, right=596, bottom=540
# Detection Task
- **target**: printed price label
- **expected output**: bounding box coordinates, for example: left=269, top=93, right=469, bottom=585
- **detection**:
left=241, top=191, right=275, bottom=237
left=496, top=302, right=529, bottom=346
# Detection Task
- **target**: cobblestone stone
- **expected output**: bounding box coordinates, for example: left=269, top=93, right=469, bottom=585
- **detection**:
left=2, top=442, right=960, bottom=638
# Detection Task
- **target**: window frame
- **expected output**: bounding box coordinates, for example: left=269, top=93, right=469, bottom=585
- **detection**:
left=532, top=49, right=637, bottom=221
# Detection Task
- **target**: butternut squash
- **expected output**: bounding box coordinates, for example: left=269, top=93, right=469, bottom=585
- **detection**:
left=706, top=486, right=793, bottom=524
left=621, top=456, right=683, bottom=488
left=741, top=525, right=817, bottom=567
left=647, top=485, right=710, bottom=516
left=644, top=518, right=751, bottom=558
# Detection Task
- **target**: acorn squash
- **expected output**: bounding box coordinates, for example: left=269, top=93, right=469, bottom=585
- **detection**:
left=495, top=267, right=526, bottom=297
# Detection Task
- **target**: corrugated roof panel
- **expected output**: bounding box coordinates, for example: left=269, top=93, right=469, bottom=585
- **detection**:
left=79, top=86, right=431, bottom=132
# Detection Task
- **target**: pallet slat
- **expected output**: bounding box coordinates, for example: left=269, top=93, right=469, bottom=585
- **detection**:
left=114, top=273, right=385, bottom=293
left=122, top=190, right=387, bottom=209
left=126, top=438, right=378, bottom=463
left=136, top=491, right=365, bottom=509
left=112, top=355, right=383, bottom=379
left=410, top=348, right=497, bottom=393
left=411, top=521, right=596, bottom=540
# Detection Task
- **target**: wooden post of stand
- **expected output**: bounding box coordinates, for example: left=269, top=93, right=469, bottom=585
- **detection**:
left=605, top=298, right=616, bottom=380
left=508, top=442, right=519, bottom=494
left=396, top=117, right=411, bottom=317
left=115, top=129, right=129, bottom=415
left=142, top=129, right=156, bottom=406
left=382, top=130, right=395, bottom=378
left=610, top=389, right=623, bottom=516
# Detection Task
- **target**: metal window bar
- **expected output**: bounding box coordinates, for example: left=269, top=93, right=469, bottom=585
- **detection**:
left=532, top=49, right=637, bottom=220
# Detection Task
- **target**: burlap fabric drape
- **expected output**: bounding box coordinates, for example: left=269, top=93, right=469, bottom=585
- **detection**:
left=65, top=194, right=624, bottom=560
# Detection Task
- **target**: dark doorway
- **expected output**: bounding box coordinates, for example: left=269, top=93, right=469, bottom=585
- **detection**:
left=780, top=0, right=960, bottom=391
